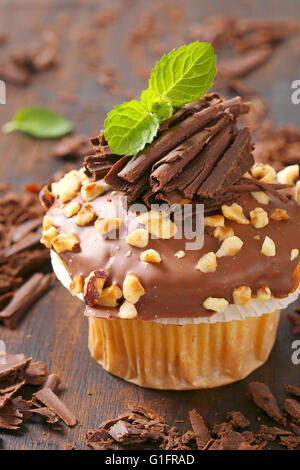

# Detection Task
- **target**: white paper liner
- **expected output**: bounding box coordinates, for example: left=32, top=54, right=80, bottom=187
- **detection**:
left=51, top=250, right=300, bottom=325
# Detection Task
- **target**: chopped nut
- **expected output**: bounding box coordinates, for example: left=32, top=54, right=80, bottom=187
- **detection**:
left=75, top=204, right=97, bottom=226
left=222, top=203, right=250, bottom=225
left=40, top=226, right=58, bottom=248
left=196, top=252, right=217, bottom=273
left=95, top=217, right=122, bottom=235
left=81, top=182, right=106, bottom=202
left=296, top=181, right=300, bottom=204
left=78, top=167, right=89, bottom=182
left=213, top=226, right=234, bottom=241
left=136, top=209, right=167, bottom=225
left=174, top=250, right=185, bottom=259
left=69, top=275, right=84, bottom=296
left=291, top=249, right=299, bottom=261
left=251, top=191, right=270, bottom=205
left=278, top=164, right=299, bottom=184
left=257, top=286, right=271, bottom=302
left=42, top=215, right=53, bottom=231
left=250, top=207, right=269, bottom=229
left=123, top=273, right=145, bottom=304
left=140, top=249, right=161, bottom=263
left=52, top=233, right=80, bottom=253
left=269, top=208, right=289, bottom=221
left=99, top=284, right=122, bottom=307
left=216, top=236, right=243, bottom=257
left=59, top=170, right=81, bottom=203
left=64, top=201, right=81, bottom=218
left=204, top=215, right=224, bottom=227
left=126, top=228, right=149, bottom=248
left=232, top=285, right=251, bottom=306
left=203, top=297, right=229, bottom=313
left=251, top=163, right=276, bottom=183
left=243, top=171, right=252, bottom=179
left=39, top=185, right=54, bottom=210
left=118, top=301, right=138, bottom=319
left=146, top=217, right=177, bottom=239
left=51, top=182, right=60, bottom=197
left=261, top=236, right=276, bottom=257
left=84, top=270, right=107, bottom=306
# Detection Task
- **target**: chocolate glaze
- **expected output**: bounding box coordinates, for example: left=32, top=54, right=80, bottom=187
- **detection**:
left=48, top=185, right=300, bottom=320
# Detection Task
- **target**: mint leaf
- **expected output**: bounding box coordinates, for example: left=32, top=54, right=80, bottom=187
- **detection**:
left=104, top=100, right=160, bottom=156
left=141, top=90, right=173, bottom=121
left=148, top=42, right=216, bottom=108
left=2, top=106, right=72, bottom=139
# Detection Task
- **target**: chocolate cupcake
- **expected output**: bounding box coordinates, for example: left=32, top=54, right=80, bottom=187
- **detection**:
left=40, top=92, right=300, bottom=389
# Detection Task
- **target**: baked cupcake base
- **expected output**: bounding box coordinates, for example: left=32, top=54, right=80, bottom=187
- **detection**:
left=88, top=310, right=280, bottom=390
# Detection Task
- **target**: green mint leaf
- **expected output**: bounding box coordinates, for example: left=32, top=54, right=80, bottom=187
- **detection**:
left=141, top=90, right=173, bottom=120
left=104, top=100, right=160, bottom=156
left=2, top=107, right=72, bottom=139
left=148, top=41, right=216, bottom=108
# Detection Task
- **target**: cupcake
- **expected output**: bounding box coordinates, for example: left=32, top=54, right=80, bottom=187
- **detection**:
left=40, top=43, right=300, bottom=390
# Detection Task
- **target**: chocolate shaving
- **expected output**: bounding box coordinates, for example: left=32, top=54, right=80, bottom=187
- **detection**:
left=188, top=409, right=211, bottom=449
left=33, top=387, right=77, bottom=427
left=248, top=382, right=283, bottom=423
left=284, top=399, right=300, bottom=423
left=24, top=361, right=49, bottom=386
left=86, top=428, right=114, bottom=450
left=286, top=385, right=300, bottom=398
left=227, top=411, right=250, bottom=430
left=43, top=374, right=61, bottom=392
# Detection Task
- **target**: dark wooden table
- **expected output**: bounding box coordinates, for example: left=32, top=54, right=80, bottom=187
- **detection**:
left=0, top=0, right=299, bottom=450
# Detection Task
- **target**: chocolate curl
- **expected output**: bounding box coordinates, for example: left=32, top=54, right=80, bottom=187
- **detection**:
left=150, top=112, right=233, bottom=191
left=118, top=104, right=223, bottom=184
left=230, top=178, right=291, bottom=203
left=197, top=127, right=254, bottom=198
left=183, top=123, right=237, bottom=199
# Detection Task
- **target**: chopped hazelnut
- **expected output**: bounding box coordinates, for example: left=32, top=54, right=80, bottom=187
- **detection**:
left=251, top=191, right=270, bottom=205
left=84, top=270, right=107, bottom=306
left=257, top=286, right=271, bottom=302
left=75, top=204, right=97, bottom=226
left=174, top=250, right=185, bottom=259
left=277, top=164, right=299, bottom=184
left=140, top=249, right=161, bottom=263
left=99, top=284, right=122, bottom=307
left=69, top=275, right=84, bottom=296
left=118, top=301, right=138, bottom=319
left=51, top=182, right=60, bottom=197
left=203, top=297, right=229, bottom=313
left=59, top=170, right=81, bottom=203
left=40, top=226, right=58, bottom=248
left=146, top=217, right=177, bottom=239
left=204, top=215, right=224, bottom=227
left=52, top=233, right=80, bottom=253
left=136, top=210, right=167, bottom=225
left=39, top=185, right=54, bottom=210
left=291, top=249, right=299, bottom=261
left=42, top=215, right=53, bottom=231
left=81, top=182, right=106, bottom=202
left=216, top=236, right=243, bottom=257
left=232, top=285, right=251, bottom=306
left=296, top=181, right=300, bottom=204
left=222, top=203, right=250, bottom=224
left=95, top=217, right=122, bottom=235
left=250, top=207, right=269, bottom=229
left=269, top=208, right=289, bottom=221
left=64, top=201, right=81, bottom=218
left=123, top=273, right=145, bottom=304
left=126, top=228, right=149, bottom=248
left=261, top=236, right=276, bottom=257
left=196, top=252, right=217, bottom=273
left=251, top=163, right=276, bottom=183
left=213, top=226, right=234, bottom=241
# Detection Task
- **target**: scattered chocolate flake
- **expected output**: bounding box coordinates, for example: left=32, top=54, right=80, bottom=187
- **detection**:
left=279, top=435, right=300, bottom=450
left=286, top=385, right=300, bottom=398
left=227, top=411, right=250, bottom=430
left=189, top=409, right=211, bottom=449
left=52, top=135, right=91, bottom=160
left=209, top=430, right=256, bottom=450
left=33, top=387, right=77, bottom=427
left=257, top=425, right=292, bottom=442
left=0, top=400, right=23, bottom=430
left=43, top=373, right=61, bottom=393
left=284, top=399, right=300, bottom=423
left=290, top=423, right=300, bottom=435
left=24, top=361, right=49, bottom=386
left=86, top=428, right=114, bottom=450
left=248, top=382, right=284, bottom=423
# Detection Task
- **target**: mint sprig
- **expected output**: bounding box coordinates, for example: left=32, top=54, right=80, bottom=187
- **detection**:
left=105, top=41, right=216, bottom=156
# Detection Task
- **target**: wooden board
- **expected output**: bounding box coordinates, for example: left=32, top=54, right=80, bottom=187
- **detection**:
left=0, top=0, right=299, bottom=450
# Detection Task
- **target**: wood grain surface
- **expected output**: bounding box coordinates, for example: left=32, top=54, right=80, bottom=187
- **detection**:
left=0, top=0, right=299, bottom=450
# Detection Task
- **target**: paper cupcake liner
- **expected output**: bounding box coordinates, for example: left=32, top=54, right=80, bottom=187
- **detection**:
left=88, top=310, right=280, bottom=390
left=51, top=250, right=300, bottom=324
